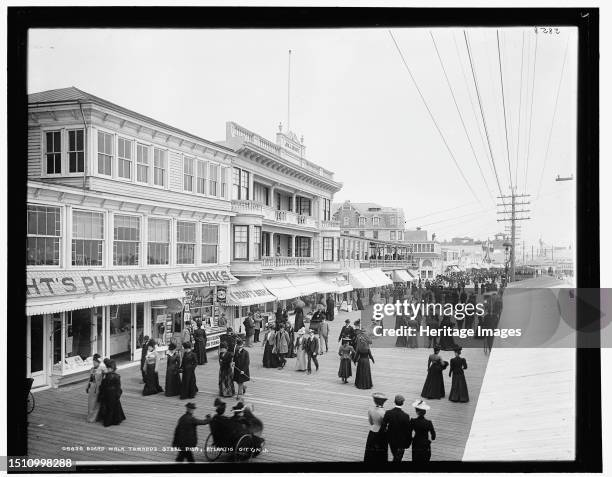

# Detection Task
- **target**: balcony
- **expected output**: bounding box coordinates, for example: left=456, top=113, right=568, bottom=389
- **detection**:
left=261, top=206, right=317, bottom=228
left=319, top=219, right=340, bottom=230
left=231, top=200, right=264, bottom=215
left=361, top=259, right=420, bottom=269
left=261, top=256, right=320, bottom=271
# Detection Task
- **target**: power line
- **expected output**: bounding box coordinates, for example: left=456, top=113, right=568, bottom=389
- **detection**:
left=430, top=31, right=494, bottom=204
left=453, top=32, right=497, bottom=189
left=404, top=200, right=479, bottom=223
left=523, top=32, right=538, bottom=195
left=536, top=33, right=570, bottom=199
left=388, top=30, right=481, bottom=203
left=496, top=30, right=514, bottom=190
left=416, top=205, right=495, bottom=228
left=463, top=31, right=506, bottom=207
left=514, top=31, right=526, bottom=192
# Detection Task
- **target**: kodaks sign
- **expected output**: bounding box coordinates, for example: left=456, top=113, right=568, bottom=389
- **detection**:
left=26, top=268, right=237, bottom=298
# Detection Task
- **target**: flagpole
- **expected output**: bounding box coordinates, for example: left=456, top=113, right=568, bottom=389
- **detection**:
left=287, top=49, right=292, bottom=132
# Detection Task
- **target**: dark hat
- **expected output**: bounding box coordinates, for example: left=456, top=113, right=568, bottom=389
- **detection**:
left=236, top=338, right=244, bottom=346
left=454, top=346, right=463, bottom=354
left=345, top=319, right=351, bottom=324
left=213, top=397, right=224, bottom=407
left=433, top=346, right=441, bottom=353
left=182, top=341, right=192, bottom=349
left=168, top=342, right=177, bottom=351
left=185, top=402, right=196, bottom=410
left=354, top=320, right=361, bottom=326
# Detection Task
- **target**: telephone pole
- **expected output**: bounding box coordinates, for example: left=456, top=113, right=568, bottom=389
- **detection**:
left=497, top=188, right=531, bottom=282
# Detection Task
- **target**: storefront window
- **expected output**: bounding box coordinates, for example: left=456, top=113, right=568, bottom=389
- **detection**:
left=177, top=221, right=196, bottom=264
left=72, top=210, right=104, bottom=266
left=109, top=304, right=132, bottom=361
left=151, top=307, right=169, bottom=344
left=201, top=223, right=219, bottom=264
left=52, top=313, right=62, bottom=367
left=148, top=218, right=170, bottom=265
left=113, top=215, right=140, bottom=266
left=66, top=308, right=93, bottom=360
left=135, top=303, right=144, bottom=352
left=27, top=205, right=61, bottom=266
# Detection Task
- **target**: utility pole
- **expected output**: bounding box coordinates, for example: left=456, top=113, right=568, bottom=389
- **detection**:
left=497, top=188, right=531, bottom=282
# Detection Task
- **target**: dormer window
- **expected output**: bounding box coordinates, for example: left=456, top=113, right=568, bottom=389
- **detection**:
left=359, top=217, right=366, bottom=227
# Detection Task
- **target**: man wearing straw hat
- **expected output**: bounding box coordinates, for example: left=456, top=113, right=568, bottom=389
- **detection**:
left=409, top=400, right=436, bottom=462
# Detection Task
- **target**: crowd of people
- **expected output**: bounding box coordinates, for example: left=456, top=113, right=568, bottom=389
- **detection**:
left=80, top=267, right=506, bottom=462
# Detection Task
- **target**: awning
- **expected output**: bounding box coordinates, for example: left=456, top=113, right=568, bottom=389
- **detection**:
left=406, top=270, right=417, bottom=280
left=348, top=269, right=377, bottom=289
left=329, top=274, right=353, bottom=294
left=260, top=276, right=301, bottom=301
left=392, top=270, right=414, bottom=282
left=227, top=279, right=277, bottom=306
left=288, top=275, right=338, bottom=295
left=26, top=288, right=186, bottom=316
left=364, top=268, right=394, bottom=287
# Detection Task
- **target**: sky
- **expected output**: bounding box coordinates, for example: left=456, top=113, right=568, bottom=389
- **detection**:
left=28, top=27, right=577, bottom=249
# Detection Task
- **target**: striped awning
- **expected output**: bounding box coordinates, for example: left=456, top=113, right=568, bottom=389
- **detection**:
left=288, top=274, right=338, bottom=295
left=392, top=270, right=414, bottom=282
left=348, top=269, right=377, bottom=289
left=26, top=288, right=186, bottom=316
left=227, top=279, right=277, bottom=306
left=260, top=276, right=301, bottom=301
left=364, top=268, right=394, bottom=287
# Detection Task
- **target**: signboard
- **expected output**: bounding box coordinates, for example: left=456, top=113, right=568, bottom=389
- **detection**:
left=26, top=268, right=237, bottom=298
left=216, top=286, right=227, bottom=303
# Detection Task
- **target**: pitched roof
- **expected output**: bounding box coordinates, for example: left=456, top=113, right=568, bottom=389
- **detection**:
left=332, top=201, right=401, bottom=214
left=28, top=87, right=233, bottom=153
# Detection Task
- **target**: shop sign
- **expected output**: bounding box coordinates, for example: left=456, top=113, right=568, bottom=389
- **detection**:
left=228, top=287, right=271, bottom=301
left=216, top=286, right=227, bottom=303
left=26, top=268, right=236, bottom=298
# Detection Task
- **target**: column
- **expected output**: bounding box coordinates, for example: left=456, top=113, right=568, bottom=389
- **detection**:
left=269, top=232, right=275, bottom=259
left=292, top=235, right=297, bottom=257
left=248, top=172, right=254, bottom=201
left=292, top=192, right=297, bottom=213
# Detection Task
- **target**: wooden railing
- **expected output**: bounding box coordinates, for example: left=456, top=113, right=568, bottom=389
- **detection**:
left=261, top=206, right=317, bottom=227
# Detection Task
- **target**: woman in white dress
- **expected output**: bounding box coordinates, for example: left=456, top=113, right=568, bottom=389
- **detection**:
left=294, top=328, right=308, bottom=371
left=86, top=354, right=104, bottom=422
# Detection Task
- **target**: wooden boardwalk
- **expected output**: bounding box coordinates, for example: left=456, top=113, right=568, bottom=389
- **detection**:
left=463, top=278, right=576, bottom=461
left=28, top=309, right=490, bottom=463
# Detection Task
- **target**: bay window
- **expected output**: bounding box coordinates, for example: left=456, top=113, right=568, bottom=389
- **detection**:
left=45, top=131, right=62, bottom=174
left=176, top=221, right=196, bottom=264
left=253, top=226, right=262, bottom=260
left=68, top=130, right=84, bottom=173
left=323, top=237, right=334, bottom=261
left=147, top=218, right=170, bottom=265
left=113, top=215, right=140, bottom=266
left=201, top=223, right=219, bottom=264
left=27, top=205, right=61, bottom=266
left=97, top=131, right=113, bottom=176
left=233, top=225, right=248, bottom=260
left=72, top=210, right=104, bottom=266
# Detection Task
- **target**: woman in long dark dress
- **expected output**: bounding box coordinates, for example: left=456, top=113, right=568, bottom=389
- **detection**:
left=142, top=343, right=164, bottom=396
left=338, top=337, right=355, bottom=383
left=293, top=303, right=305, bottom=332
left=262, top=324, right=278, bottom=368
left=165, top=342, right=181, bottom=397
left=97, top=360, right=126, bottom=427
left=286, top=323, right=296, bottom=358
left=193, top=321, right=208, bottom=365
left=448, top=347, right=469, bottom=402
left=364, top=393, right=388, bottom=462
left=438, top=314, right=457, bottom=351
left=421, top=347, right=446, bottom=399
left=394, top=310, right=408, bottom=347
left=179, top=342, right=198, bottom=399
left=354, top=333, right=375, bottom=390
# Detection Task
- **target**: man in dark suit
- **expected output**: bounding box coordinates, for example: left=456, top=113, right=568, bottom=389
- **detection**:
left=172, top=402, right=210, bottom=462
left=326, top=295, right=335, bottom=322
left=381, top=394, right=412, bottom=462
left=409, top=400, right=436, bottom=462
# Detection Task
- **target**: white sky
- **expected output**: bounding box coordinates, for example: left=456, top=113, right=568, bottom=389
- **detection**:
left=28, top=27, right=577, bottom=248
